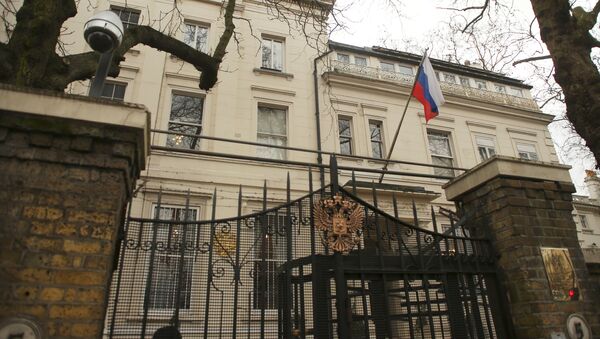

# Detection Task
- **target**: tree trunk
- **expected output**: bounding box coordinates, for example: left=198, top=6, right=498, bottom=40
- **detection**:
left=4, top=0, right=76, bottom=90
left=530, top=0, right=600, bottom=165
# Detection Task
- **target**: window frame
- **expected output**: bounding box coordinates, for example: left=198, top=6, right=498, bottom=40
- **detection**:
left=99, top=81, right=127, bottom=101
left=459, top=77, right=471, bottom=87
left=427, top=130, right=456, bottom=177
left=443, top=74, right=457, bottom=84
left=580, top=215, right=589, bottom=229
left=396, top=64, right=414, bottom=76
left=379, top=61, right=395, bottom=72
left=166, top=92, right=205, bottom=150
left=183, top=21, right=209, bottom=53
left=475, top=135, right=497, bottom=161
left=147, top=204, right=200, bottom=311
left=475, top=79, right=488, bottom=90
left=110, top=6, right=140, bottom=29
left=337, top=53, right=350, bottom=63
left=337, top=116, right=354, bottom=155
left=252, top=211, right=293, bottom=310
left=368, top=120, right=385, bottom=159
left=515, top=142, right=539, bottom=161
left=257, top=105, right=288, bottom=160
left=354, top=56, right=368, bottom=66
left=510, top=87, right=524, bottom=97
left=261, top=36, right=285, bottom=71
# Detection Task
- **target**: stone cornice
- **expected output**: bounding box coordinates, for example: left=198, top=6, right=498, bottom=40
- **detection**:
left=322, top=71, right=554, bottom=125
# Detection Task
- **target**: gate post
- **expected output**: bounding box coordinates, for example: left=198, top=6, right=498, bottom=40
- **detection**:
left=329, top=155, right=351, bottom=338
left=444, top=156, right=600, bottom=338
left=0, top=86, right=148, bottom=338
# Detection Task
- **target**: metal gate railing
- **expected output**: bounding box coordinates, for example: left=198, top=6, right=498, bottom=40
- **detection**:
left=103, top=156, right=512, bottom=338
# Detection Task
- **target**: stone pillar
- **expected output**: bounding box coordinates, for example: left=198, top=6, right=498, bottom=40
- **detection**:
left=0, top=85, right=149, bottom=338
left=444, top=156, right=600, bottom=339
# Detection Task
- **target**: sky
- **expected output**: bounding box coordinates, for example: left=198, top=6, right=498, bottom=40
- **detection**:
left=329, top=0, right=598, bottom=195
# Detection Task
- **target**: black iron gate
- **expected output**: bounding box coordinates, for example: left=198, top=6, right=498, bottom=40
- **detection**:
left=104, top=157, right=511, bottom=338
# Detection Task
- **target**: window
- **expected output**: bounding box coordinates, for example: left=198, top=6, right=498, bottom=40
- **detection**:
left=354, top=56, right=367, bottom=66
left=183, top=23, right=209, bottom=52
left=338, top=116, right=353, bottom=155
left=148, top=205, right=199, bottom=310
left=495, top=84, right=506, bottom=94
left=580, top=215, right=589, bottom=229
left=516, top=142, right=538, bottom=161
left=427, top=130, right=455, bottom=177
left=510, top=87, right=524, bottom=97
left=380, top=61, right=395, bottom=72
left=167, top=94, right=204, bottom=150
left=475, top=80, right=487, bottom=90
left=337, top=53, right=350, bottom=63
left=397, top=64, right=413, bottom=75
left=100, top=82, right=126, bottom=101
left=110, top=6, right=140, bottom=29
left=369, top=120, right=384, bottom=159
left=459, top=77, right=470, bottom=87
left=475, top=136, right=496, bottom=161
left=257, top=106, right=287, bottom=159
left=261, top=37, right=283, bottom=71
left=444, top=74, right=456, bottom=84
left=253, top=212, right=291, bottom=309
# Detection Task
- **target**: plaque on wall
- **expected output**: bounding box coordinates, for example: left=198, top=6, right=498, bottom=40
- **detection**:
left=540, top=247, right=579, bottom=302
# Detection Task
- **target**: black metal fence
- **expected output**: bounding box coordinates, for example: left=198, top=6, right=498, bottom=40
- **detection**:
left=103, top=157, right=510, bottom=338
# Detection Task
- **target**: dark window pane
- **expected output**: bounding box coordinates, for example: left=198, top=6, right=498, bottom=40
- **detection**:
left=340, top=138, right=352, bottom=155
left=101, top=83, right=114, bottom=98
left=369, top=120, right=383, bottom=158
left=100, top=82, right=126, bottom=101
left=170, top=95, right=203, bottom=124
left=113, top=84, right=126, bottom=100
left=167, top=123, right=202, bottom=150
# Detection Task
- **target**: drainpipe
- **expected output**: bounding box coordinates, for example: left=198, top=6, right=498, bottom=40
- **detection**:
left=313, top=48, right=333, bottom=188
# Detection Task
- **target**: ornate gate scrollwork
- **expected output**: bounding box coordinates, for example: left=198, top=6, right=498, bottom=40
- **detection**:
left=314, top=193, right=365, bottom=253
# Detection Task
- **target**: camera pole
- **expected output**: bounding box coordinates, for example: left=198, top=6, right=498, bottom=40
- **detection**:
left=89, top=52, right=114, bottom=98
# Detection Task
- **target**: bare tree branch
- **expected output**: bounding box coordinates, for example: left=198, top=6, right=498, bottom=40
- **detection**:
left=513, top=54, right=551, bottom=65
left=213, top=0, right=236, bottom=61
left=65, top=25, right=219, bottom=90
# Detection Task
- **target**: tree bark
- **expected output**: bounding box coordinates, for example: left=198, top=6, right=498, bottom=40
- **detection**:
left=0, top=0, right=226, bottom=91
left=530, top=0, right=600, bottom=164
left=4, top=0, right=77, bottom=90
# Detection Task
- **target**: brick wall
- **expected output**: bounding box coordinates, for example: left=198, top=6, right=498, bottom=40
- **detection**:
left=0, top=102, right=145, bottom=338
left=455, top=176, right=600, bottom=338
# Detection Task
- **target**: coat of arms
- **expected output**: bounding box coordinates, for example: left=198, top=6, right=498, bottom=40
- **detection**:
left=314, top=193, right=365, bottom=253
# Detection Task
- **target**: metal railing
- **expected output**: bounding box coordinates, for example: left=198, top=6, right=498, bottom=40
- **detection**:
left=328, top=60, right=539, bottom=111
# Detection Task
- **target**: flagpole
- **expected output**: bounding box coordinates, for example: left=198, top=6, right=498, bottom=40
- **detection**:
left=378, top=48, right=429, bottom=183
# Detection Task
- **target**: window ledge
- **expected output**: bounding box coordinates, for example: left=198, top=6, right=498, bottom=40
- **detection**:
left=253, top=68, right=294, bottom=80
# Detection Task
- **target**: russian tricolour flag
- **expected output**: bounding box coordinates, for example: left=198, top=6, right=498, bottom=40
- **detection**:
left=412, top=56, right=445, bottom=122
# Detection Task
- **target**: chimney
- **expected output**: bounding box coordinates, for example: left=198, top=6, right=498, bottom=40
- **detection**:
left=584, top=170, right=600, bottom=200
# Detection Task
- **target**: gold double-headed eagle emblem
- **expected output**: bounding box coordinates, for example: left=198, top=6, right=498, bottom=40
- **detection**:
left=314, top=193, right=365, bottom=253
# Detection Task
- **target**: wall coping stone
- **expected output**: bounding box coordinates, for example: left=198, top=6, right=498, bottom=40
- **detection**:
left=443, top=156, right=572, bottom=201
left=0, top=84, right=150, bottom=170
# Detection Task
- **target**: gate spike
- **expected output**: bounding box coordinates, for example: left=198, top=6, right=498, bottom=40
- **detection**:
left=392, top=193, right=399, bottom=219
left=371, top=180, right=378, bottom=208
left=412, top=199, right=418, bottom=227
left=263, top=180, right=267, bottom=211
left=431, top=205, right=439, bottom=233
left=203, top=187, right=218, bottom=339
left=351, top=170, right=357, bottom=195
left=287, top=172, right=291, bottom=203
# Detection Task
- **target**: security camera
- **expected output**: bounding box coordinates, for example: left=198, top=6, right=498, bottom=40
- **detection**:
left=84, top=11, right=124, bottom=53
